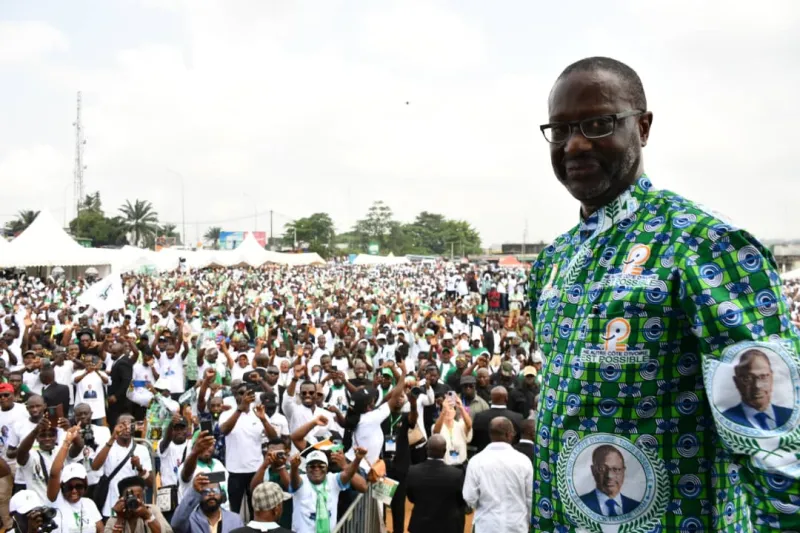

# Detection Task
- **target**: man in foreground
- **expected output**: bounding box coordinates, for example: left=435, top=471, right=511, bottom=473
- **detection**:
left=529, top=56, right=800, bottom=531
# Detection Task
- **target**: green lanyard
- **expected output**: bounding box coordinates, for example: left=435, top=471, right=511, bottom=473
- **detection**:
left=389, top=414, right=402, bottom=436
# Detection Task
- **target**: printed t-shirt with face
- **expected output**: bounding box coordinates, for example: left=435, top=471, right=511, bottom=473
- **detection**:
left=291, top=472, right=350, bottom=532
left=158, top=440, right=190, bottom=487
left=177, top=458, right=229, bottom=508
left=0, top=402, right=28, bottom=470
left=218, top=408, right=265, bottom=473
left=52, top=494, right=102, bottom=533
left=101, top=442, right=152, bottom=516
left=81, top=425, right=111, bottom=485
left=345, top=403, right=391, bottom=465
left=72, top=370, right=108, bottom=420
left=8, top=420, right=65, bottom=484
left=20, top=448, right=57, bottom=501
left=158, top=354, right=185, bottom=394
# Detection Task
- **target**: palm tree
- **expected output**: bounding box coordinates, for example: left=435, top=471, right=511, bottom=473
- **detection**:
left=119, top=199, right=160, bottom=247
left=204, top=226, right=222, bottom=249
left=160, top=223, right=181, bottom=245
left=5, top=210, right=40, bottom=235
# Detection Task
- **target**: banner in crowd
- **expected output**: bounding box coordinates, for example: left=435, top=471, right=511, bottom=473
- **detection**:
left=77, top=273, right=125, bottom=313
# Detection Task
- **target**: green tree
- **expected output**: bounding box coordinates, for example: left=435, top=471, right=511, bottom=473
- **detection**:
left=284, top=213, right=336, bottom=257
left=79, top=192, right=102, bottom=214
left=70, top=212, right=128, bottom=247
left=160, top=223, right=182, bottom=245
left=4, top=210, right=39, bottom=235
left=119, top=199, right=159, bottom=247
left=352, top=201, right=394, bottom=250
left=204, top=226, right=222, bottom=249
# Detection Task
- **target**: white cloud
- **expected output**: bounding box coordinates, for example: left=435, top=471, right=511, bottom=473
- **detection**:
left=0, top=21, right=68, bottom=65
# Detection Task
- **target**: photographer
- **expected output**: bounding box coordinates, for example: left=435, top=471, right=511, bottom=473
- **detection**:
left=73, top=404, right=111, bottom=499
left=105, top=477, right=171, bottom=533
left=9, top=490, right=57, bottom=533
left=170, top=474, right=242, bottom=533
left=45, top=425, right=103, bottom=533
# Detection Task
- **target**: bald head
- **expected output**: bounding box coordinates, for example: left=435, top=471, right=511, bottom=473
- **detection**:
left=490, top=386, right=508, bottom=406
left=520, top=419, right=536, bottom=440
left=427, top=435, right=447, bottom=459
left=489, top=417, right=514, bottom=444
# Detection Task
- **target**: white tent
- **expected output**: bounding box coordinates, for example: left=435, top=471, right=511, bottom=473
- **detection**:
left=221, top=232, right=280, bottom=267
left=283, top=252, right=325, bottom=266
left=1, top=210, right=112, bottom=276
left=351, top=253, right=410, bottom=266
left=782, top=268, right=800, bottom=281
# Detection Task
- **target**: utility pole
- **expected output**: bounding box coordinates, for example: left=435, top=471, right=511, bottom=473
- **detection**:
left=450, top=242, right=454, bottom=261
left=72, top=91, right=86, bottom=219
left=522, top=218, right=528, bottom=256
left=270, top=210, right=273, bottom=248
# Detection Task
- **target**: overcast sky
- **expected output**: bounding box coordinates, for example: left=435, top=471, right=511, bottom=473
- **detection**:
left=1, top=0, right=799, bottom=248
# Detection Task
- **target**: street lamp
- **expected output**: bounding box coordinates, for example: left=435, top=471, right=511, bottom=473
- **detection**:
left=166, top=168, right=186, bottom=247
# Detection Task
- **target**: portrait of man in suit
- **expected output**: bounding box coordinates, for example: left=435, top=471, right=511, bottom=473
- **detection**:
left=579, top=445, right=641, bottom=517
left=721, top=349, right=793, bottom=431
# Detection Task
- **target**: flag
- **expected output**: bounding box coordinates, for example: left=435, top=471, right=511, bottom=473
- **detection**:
left=77, top=273, right=125, bottom=313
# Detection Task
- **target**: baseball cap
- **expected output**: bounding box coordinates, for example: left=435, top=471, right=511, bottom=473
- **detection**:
left=522, top=366, right=537, bottom=377
left=442, top=332, right=454, bottom=341
left=306, top=450, right=328, bottom=466
left=62, top=463, right=88, bottom=482
left=153, top=378, right=171, bottom=391
left=252, top=482, right=291, bottom=512
left=376, top=333, right=387, bottom=341
left=10, top=490, right=42, bottom=515
left=460, top=375, right=477, bottom=386
left=381, top=368, right=394, bottom=378
left=500, top=361, right=514, bottom=376
left=0, top=383, right=14, bottom=394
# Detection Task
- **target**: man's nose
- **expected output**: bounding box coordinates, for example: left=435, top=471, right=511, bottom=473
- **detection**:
left=563, top=127, right=593, bottom=155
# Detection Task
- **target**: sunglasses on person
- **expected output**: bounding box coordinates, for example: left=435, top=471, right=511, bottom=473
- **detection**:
left=64, top=482, right=87, bottom=492
left=201, top=487, right=223, bottom=496
left=299, top=391, right=315, bottom=397
left=266, top=371, right=280, bottom=376
left=0, top=393, right=12, bottom=399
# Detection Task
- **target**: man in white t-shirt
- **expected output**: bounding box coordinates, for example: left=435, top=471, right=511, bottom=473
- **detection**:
left=157, top=341, right=188, bottom=399
left=0, top=382, right=26, bottom=529
left=72, top=403, right=111, bottom=491
left=89, top=414, right=153, bottom=517
left=178, top=430, right=229, bottom=508
left=72, top=356, right=109, bottom=423
left=288, top=448, right=366, bottom=533
left=15, top=419, right=62, bottom=502
left=219, top=383, right=279, bottom=515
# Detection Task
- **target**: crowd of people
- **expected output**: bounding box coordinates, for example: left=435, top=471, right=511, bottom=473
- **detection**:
left=0, top=262, right=540, bottom=533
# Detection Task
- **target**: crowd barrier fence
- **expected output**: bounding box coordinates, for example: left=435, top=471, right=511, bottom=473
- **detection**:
left=332, top=484, right=382, bottom=533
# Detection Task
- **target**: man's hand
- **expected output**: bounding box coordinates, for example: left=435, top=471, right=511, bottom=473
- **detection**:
left=238, top=390, right=255, bottom=412
left=290, top=454, right=302, bottom=469
left=131, top=455, right=142, bottom=471
left=112, top=497, right=127, bottom=517
left=329, top=451, right=347, bottom=469
left=64, top=424, right=81, bottom=444
left=108, top=395, right=117, bottom=405
left=354, top=446, right=368, bottom=459
left=35, top=417, right=51, bottom=435
left=293, top=365, right=305, bottom=380
left=171, top=413, right=182, bottom=426
left=253, top=404, right=267, bottom=422
left=192, top=431, right=216, bottom=455
left=315, top=414, right=329, bottom=426
left=192, top=473, right=209, bottom=493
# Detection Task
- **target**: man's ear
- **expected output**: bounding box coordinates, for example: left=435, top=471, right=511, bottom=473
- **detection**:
left=639, top=112, right=653, bottom=147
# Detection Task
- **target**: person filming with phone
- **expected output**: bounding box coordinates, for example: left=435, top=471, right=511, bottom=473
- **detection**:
left=170, top=473, right=242, bottom=533
left=105, top=477, right=171, bottom=533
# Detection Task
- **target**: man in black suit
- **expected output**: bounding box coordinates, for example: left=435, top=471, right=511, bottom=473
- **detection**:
left=106, top=342, right=134, bottom=428
left=40, top=363, right=70, bottom=416
left=513, top=419, right=535, bottom=466
left=406, top=435, right=466, bottom=533
left=579, top=445, right=641, bottom=516
left=721, top=349, right=793, bottom=430
left=471, top=386, right=524, bottom=452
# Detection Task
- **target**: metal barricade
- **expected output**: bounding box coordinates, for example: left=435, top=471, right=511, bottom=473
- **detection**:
left=332, top=485, right=382, bottom=533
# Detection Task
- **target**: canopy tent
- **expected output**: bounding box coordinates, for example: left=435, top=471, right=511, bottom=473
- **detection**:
left=497, top=255, right=523, bottom=267
left=351, top=254, right=411, bottom=266
left=782, top=268, right=800, bottom=281
left=283, top=252, right=325, bottom=266
left=0, top=210, right=112, bottom=277
left=220, top=232, right=286, bottom=267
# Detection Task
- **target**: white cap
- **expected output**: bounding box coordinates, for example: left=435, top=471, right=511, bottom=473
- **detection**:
left=442, top=332, right=454, bottom=341
left=10, top=490, right=42, bottom=515
left=376, top=333, right=387, bottom=341
left=306, top=450, right=328, bottom=466
left=62, top=463, right=88, bottom=481
left=153, top=378, right=171, bottom=391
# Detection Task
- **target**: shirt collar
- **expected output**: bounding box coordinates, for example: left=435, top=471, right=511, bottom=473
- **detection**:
left=742, top=403, right=776, bottom=425
left=594, top=489, right=622, bottom=514
left=577, top=174, right=651, bottom=242
left=490, top=404, right=507, bottom=409
left=518, top=439, right=534, bottom=445
left=245, top=521, right=282, bottom=531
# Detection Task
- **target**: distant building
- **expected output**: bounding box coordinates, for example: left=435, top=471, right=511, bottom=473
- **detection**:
left=500, top=242, right=548, bottom=255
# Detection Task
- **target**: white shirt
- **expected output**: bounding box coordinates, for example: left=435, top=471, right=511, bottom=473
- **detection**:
left=20, top=449, right=56, bottom=501
left=101, top=441, right=152, bottom=516
left=742, top=403, right=780, bottom=430
left=0, top=403, right=28, bottom=468
left=178, top=458, right=228, bottom=508
left=437, top=418, right=472, bottom=466
left=592, top=488, right=625, bottom=517
left=158, top=440, right=190, bottom=486
left=282, top=391, right=317, bottom=433
left=463, top=442, right=533, bottom=533
left=290, top=472, right=349, bottom=533
left=72, top=370, right=108, bottom=420
left=23, top=369, right=43, bottom=395
left=218, top=408, right=265, bottom=473
left=52, top=494, right=102, bottom=533
left=53, top=361, right=76, bottom=405
left=9, top=421, right=66, bottom=484
left=345, top=403, right=390, bottom=465
left=158, top=354, right=185, bottom=394
left=80, top=424, right=111, bottom=485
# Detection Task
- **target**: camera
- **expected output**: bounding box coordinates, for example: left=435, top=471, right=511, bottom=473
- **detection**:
left=409, top=387, right=422, bottom=398
left=125, top=491, right=140, bottom=512
left=81, top=425, right=96, bottom=449
left=31, top=506, right=58, bottom=533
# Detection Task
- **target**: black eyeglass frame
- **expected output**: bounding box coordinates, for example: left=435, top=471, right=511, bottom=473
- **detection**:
left=539, top=110, right=644, bottom=144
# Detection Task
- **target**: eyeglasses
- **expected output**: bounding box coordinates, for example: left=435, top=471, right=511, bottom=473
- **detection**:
left=65, top=482, right=87, bottom=492
left=540, top=110, right=643, bottom=144
left=201, top=487, right=223, bottom=496
left=594, top=465, right=625, bottom=476
left=306, top=463, right=326, bottom=470
left=738, top=373, right=772, bottom=386
left=299, top=391, right=315, bottom=397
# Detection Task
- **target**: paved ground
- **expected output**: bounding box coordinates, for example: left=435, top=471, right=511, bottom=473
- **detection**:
left=386, top=499, right=474, bottom=533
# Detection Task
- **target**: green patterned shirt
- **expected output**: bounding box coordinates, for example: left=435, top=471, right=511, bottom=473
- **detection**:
left=528, top=176, right=800, bottom=533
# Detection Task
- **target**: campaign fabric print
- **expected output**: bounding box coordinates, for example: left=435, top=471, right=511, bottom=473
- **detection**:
left=529, top=176, right=800, bottom=533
